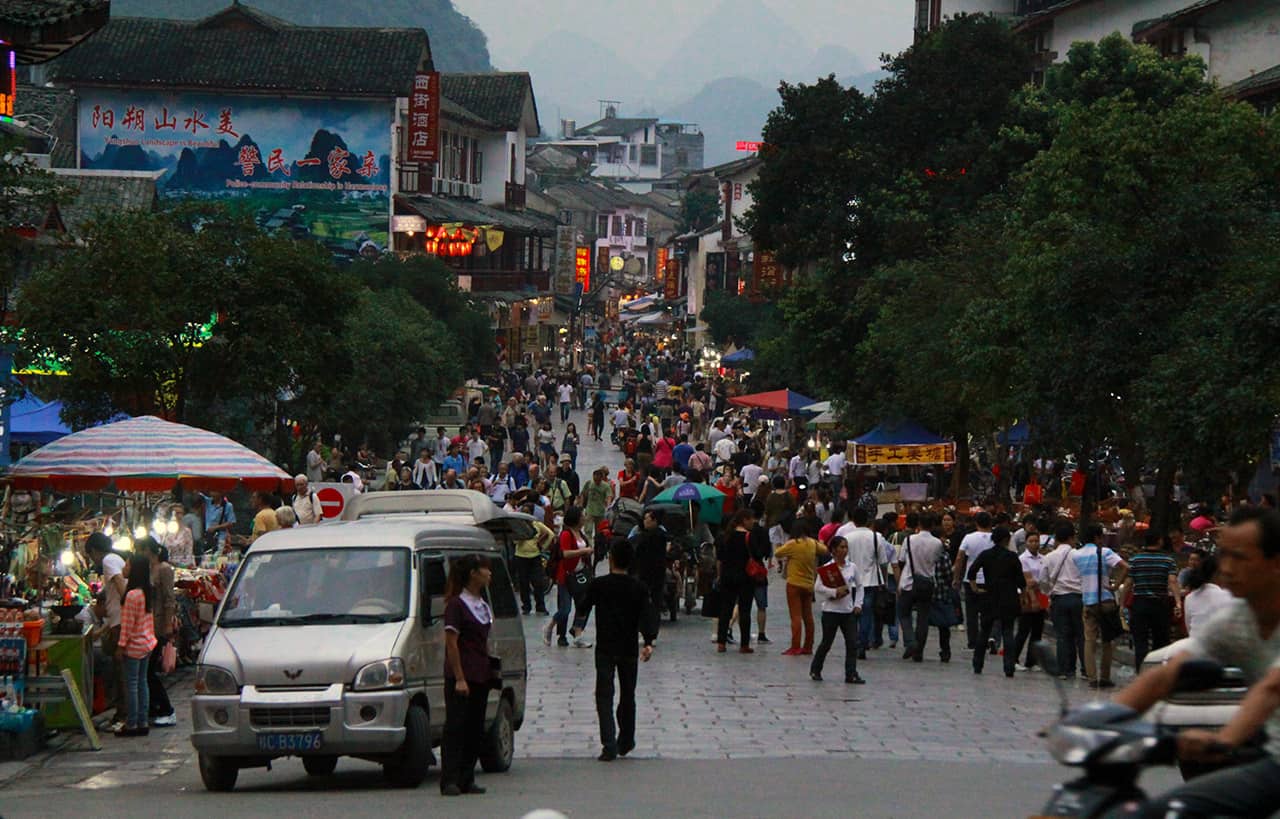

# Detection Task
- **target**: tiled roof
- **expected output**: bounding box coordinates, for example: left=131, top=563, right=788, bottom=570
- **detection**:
left=14, top=85, right=77, bottom=166
left=577, top=116, right=658, bottom=138
left=49, top=169, right=161, bottom=234
left=540, top=180, right=652, bottom=213
left=0, top=0, right=107, bottom=27
left=0, top=0, right=110, bottom=63
left=441, top=72, right=537, bottom=134
left=1132, top=0, right=1228, bottom=39
left=397, top=195, right=557, bottom=235
left=46, top=4, right=431, bottom=97
left=1222, top=63, right=1280, bottom=99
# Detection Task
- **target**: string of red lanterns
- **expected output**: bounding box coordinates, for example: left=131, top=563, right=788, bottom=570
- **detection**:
left=423, top=225, right=477, bottom=257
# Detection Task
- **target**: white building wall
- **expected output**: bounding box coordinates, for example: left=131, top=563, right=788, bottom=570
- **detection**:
left=1198, top=0, right=1280, bottom=87
left=1050, top=0, right=1195, bottom=55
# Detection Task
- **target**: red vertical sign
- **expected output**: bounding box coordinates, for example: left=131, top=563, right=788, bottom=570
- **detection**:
left=407, top=71, right=440, bottom=163
left=0, top=43, right=15, bottom=121
left=656, top=247, right=668, bottom=285
left=575, top=246, right=591, bottom=292
left=664, top=258, right=680, bottom=300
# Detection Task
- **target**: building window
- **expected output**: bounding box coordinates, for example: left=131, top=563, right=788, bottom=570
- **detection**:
left=612, top=214, right=623, bottom=236
left=598, top=214, right=610, bottom=237
left=640, top=145, right=658, bottom=166
left=628, top=144, right=638, bottom=163
left=635, top=218, right=646, bottom=238
left=472, top=143, right=483, bottom=184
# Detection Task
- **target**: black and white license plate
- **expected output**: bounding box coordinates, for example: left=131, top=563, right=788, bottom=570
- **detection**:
left=256, top=732, right=324, bottom=752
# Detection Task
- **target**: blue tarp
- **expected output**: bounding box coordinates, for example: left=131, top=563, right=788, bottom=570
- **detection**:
left=722, top=348, right=754, bottom=365
left=854, top=419, right=949, bottom=447
left=10, top=393, right=72, bottom=445
left=999, top=420, right=1031, bottom=447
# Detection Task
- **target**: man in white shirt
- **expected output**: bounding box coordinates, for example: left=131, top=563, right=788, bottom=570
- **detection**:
left=713, top=433, right=737, bottom=465
left=740, top=462, right=764, bottom=501
left=787, top=451, right=806, bottom=482
left=305, top=440, right=325, bottom=483
left=1038, top=521, right=1085, bottom=679
left=466, top=430, right=489, bottom=465
left=824, top=448, right=847, bottom=495
left=952, top=511, right=995, bottom=651
left=290, top=474, right=324, bottom=525
left=835, top=507, right=888, bottom=659
left=1012, top=517, right=1038, bottom=554
left=894, top=512, right=946, bottom=662
left=707, top=419, right=727, bottom=449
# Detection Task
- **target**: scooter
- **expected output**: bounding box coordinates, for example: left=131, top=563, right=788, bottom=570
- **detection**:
left=1035, top=645, right=1251, bottom=817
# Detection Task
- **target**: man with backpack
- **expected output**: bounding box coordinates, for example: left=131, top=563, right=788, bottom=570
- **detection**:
left=290, top=474, right=324, bottom=525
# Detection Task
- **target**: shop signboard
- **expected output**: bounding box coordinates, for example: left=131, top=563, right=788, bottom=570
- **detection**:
left=664, top=259, right=680, bottom=300
left=595, top=246, right=610, bottom=283
left=406, top=71, right=441, bottom=163
left=656, top=247, right=668, bottom=286
left=78, top=90, right=393, bottom=245
left=555, top=226, right=576, bottom=295
left=0, top=43, right=15, bottom=122
left=575, top=246, right=591, bottom=292
left=853, top=443, right=956, bottom=466
left=753, top=250, right=780, bottom=293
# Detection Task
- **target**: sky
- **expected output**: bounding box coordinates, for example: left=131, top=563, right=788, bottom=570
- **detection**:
left=454, top=0, right=915, bottom=74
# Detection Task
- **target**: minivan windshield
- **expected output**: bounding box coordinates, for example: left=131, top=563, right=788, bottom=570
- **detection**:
left=218, top=548, right=410, bottom=627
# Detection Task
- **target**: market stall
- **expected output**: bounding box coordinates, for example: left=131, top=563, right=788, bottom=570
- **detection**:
left=1, top=416, right=289, bottom=751
left=851, top=419, right=956, bottom=506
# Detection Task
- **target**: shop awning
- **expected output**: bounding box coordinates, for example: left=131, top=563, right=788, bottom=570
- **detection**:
left=395, top=195, right=558, bottom=236
left=729, top=389, right=817, bottom=414
left=852, top=419, right=955, bottom=466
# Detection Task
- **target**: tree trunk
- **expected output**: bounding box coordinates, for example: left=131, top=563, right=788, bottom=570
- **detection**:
left=1150, top=459, right=1178, bottom=536
left=951, top=428, right=971, bottom=501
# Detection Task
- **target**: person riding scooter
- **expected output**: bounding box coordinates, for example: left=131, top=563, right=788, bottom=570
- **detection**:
left=1110, top=506, right=1280, bottom=817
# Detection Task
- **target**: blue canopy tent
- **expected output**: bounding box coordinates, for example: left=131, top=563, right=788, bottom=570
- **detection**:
left=998, top=420, right=1031, bottom=447
left=852, top=419, right=955, bottom=466
left=10, top=393, right=73, bottom=445
left=721, top=348, right=754, bottom=365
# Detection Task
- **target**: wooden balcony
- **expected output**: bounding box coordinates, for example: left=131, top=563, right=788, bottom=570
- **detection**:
left=456, top=269, right=550, bottom=293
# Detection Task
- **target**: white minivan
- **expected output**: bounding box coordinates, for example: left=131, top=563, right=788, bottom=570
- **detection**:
left=190, top=492, right=532, bottom=791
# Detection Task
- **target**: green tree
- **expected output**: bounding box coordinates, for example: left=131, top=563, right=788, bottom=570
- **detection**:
left=699, top=289, right=776, bottom=347
left=349, top=253, right=493, bottom=375
left=679, top=184, right=720, bottom=234
left=1, top=136, right=72, bottom=316
left=740, top=75, right=871, bottom=271
left=328, top=288, right=464, bottom=451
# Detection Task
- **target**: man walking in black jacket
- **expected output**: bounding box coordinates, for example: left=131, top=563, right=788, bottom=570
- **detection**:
left=572, top=538, right=659, bottom=761
left=967, top=526, right=1025, bottom=677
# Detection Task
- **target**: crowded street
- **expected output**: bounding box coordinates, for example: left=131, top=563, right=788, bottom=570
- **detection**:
left=4, top=1, right=1280, bottom=818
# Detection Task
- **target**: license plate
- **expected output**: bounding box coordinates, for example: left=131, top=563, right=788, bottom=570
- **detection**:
left=256, top=732, right=324, bottom=752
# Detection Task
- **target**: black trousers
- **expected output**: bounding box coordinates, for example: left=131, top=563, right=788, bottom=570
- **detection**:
left=441, top=683, right=488, bottom=792
left=974, top=606, right=1017, bottom=675
left=146, top=635, right=173, bottom=717
left=1129, top=596, right=1172, bottom=669
left=1013, top=611, right=1046, bottom=667
left=964, top=587, right=982, bottom=649
left=810, top=611, right=858, bottom=678
left=595, top=653, right=639, bottom=753
left=898, top=586, right=932, bottom=655
left=716, top=582, right=755, bottom=646
left=512, top=555, right=547, bottom=613
left=1051, top=593, right=1085, bottom=677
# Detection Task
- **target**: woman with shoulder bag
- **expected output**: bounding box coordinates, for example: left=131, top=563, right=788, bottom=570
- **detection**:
left=440, top=555, right=494, bottom=797
left=541, top=506, right=594, bottom=649
left=715, top=509, right=759, bottom=654
left=1011, top=532, right=1049, bottom=671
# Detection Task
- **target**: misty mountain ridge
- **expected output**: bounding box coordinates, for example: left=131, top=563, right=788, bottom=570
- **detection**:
left=110, top=0, right=493, bottom=72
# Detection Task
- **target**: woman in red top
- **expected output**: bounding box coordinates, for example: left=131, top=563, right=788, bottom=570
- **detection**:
left=117, top=552, right=157, bottom=736
left=652, top=430, right=676, bottom=477
left=541, top=506, right=593, bottom=648
left=715, top=464, right=740, bottom=513
left=618, top=459, right=640, bottom=500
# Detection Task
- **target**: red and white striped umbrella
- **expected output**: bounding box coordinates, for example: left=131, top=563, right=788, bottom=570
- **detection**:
left=6, top=415, right=289, bottom=493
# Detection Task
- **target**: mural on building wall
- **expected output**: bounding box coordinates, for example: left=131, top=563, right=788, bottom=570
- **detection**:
left=79, top=91, right=392, bottom=249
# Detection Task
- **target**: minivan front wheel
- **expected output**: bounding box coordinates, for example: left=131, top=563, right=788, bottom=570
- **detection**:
left=479, top=698, right=514, bottom=773
left=383, top=704, right=430, bottom=787
left=199, top=753, right=239, bottom=792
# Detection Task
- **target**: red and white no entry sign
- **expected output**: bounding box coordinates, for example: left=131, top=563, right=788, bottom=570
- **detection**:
left=316, top=486, right=346, bottom=519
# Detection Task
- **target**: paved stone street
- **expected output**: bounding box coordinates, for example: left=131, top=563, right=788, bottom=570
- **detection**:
left=0, top=409, right=1136, bottom=813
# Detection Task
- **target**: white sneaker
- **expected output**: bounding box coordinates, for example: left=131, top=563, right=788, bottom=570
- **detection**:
left=541, top=619, right=554, bottom=646
left=152, top=713, right=178, bottom=727
left=108, top=721, right=126, bottom=733
left=572, top=636, right=593, bottom=649
left=1014, top=663, right=1028, bottom=673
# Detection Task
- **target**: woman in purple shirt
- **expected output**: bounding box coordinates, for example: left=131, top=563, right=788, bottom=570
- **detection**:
left=440, top=555, right=493, bottom=797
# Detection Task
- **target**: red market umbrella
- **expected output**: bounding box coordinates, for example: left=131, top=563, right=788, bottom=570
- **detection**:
left=728, top=389, right=818, bottom=415
left=5, top=415, right=290, bottom=493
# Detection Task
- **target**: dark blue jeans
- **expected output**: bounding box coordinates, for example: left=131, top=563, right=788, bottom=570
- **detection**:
left=1051, top=593, right=1085, bottom=677
left=553, top=582, right=575, bottom=638
left=858, top=587, right=879, bottom=649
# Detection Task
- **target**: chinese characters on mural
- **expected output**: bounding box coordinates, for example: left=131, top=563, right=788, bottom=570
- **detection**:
left=80, top=91, right=393, bottom=245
